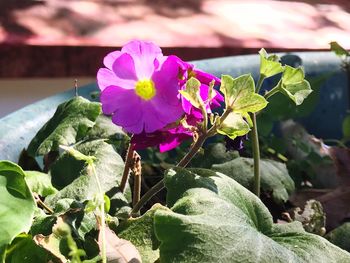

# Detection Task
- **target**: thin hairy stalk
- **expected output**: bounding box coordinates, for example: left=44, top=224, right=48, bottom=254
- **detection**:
left=34, top=194, right=54, bottom=214
left=131, top=152, right=142, bottom=208
left=119, top=142, right=135, bottom=193
left=90, top=164, right=107, bottom=263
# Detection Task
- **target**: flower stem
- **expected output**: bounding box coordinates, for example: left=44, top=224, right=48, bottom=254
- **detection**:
left=119, top=142, right=135, bottom=193
left=130, top=108, right=233, bottom=216
left=90, top=164, right=106, bottom=263
left=250, top=112, right=260, bottom=197
left=34, top=194, right=54, bottom=214
left=131, top=179, right=164, bottom=217
left=176, top=134, right=207, bottom=167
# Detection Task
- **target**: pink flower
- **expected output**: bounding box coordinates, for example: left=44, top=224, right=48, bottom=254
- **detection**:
left=97, top=40, right=184, bottom=134
left=132, top=59, right=224, bottom=152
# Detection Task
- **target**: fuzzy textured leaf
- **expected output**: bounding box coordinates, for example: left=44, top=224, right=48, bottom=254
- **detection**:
left=24, top=171, right=58, bottom=197
left=118, top=204, right=169, bottom=263
left=46, top=140, right=131, bottom=210
left=212, top=157, right=295, bottom=204
left=27, top=96, right=101, bottom=156
left=0, top=161, right=36, bottom=261
left=5, top=234, right=55, bottom=263
left=153, top=168, right=350, bottom=263
left=326, top=222, right=350, bottom=252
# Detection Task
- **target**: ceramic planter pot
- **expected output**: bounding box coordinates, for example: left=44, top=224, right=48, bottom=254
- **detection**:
left=0, top=52, right=347, bottom=162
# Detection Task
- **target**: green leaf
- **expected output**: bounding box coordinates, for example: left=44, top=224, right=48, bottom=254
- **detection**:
left=153, top=168, right=350, bottom=262
left=279, top=66, right=312, bottom=105
left=220, top=74, right=268, bottom=113
left=118, top=204, right=168, bottom=263
left=259, top=48, right=284, bottom=78
left=326, top=222, right=350, bottom=252
left=5, top=234, right=54, bottom=263
left=83, top=115, right=128, bottom=154
left=219, top=74, right=267, bottom=139
left=62, top=201, right=97, bottom=240
left=217, top=112, right=250, bottom=140
left=30, top=214, right=57, bottom=236
left=27, top=96, right=101, bottom=156
left=179, top=77, right=204, bottom=109
left=46, top=140, right=131, bottom=212
left=330, top=41, right=350, bottom=57
left=212, top=157, right=294, bottom=204
left=0, top=161, right=36, bottom=261
left=342, top=115, right=350, bottom=139
left=34, top=218, right=71, bottom=262
left=24, top=171, right=58, bottom=197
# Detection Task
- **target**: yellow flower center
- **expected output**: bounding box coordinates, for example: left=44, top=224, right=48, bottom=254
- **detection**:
left=135, top=79, right=156, bottom=100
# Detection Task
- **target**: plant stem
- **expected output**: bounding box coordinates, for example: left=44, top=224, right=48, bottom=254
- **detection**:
left=34, top=194, right=54, bottom=214
left=131, top=134, right=207, bottom=216
left=256, top=75, right=265, bottom=93
left=264, top=84, right=280, bottom=100
left=90, top=164, right=106, bottom=263
left=132, top=172, right=142, bottom=208
left=119, top=142, right=135, bottom=193
left=130, top=108, right=233, bottom=216
left=250, top=112, right=261, bottom=197
left=131, top=180, right=164, bottom=216
left=176, top=134, right=207, bottom=167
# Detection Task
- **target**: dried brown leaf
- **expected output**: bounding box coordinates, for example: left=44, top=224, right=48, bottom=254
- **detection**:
left=98, top=227, right=142, bottom=263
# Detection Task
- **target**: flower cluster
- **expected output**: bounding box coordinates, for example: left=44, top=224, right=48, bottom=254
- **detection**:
left=97, top=40, right=223, bottom=152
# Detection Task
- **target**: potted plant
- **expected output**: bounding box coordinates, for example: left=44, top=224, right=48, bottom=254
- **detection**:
left=0, top=40, right=350, bottom=262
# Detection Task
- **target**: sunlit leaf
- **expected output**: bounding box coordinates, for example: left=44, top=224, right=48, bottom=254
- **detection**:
left=279, top=66, right=312, bottom=105
left=217, top=112, right=250, bottom=140
left=118, top=204, right=168, bottom=262
left=259, top=48, right=284, bottom=78
left=27, top=96, right=101, bottom=156
left=24, top=171, right=58, bottom=197
left=330, top=41, right=350, bottom=57
left=153, top=168, right=350, bottom=262
left=0, top=161, right=36, bottom=261
left=179, top=77, right=204, bottom=109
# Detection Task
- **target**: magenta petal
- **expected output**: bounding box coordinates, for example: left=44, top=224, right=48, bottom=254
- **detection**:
left=211, top=90, right=224, bottom=109
left=152, top=56, right=182, bottom=106
left=112, top=105, right=143, bottom=134
left=103, top=51, right=122, bottom=69
left=159, top=138, right=182, bottom=152
left=112, top=53, right=138, bottom=80
left=100, top=85, right=138, bottom=114
left=195, top=69, right=221, bottom=86
left=122, top=40, right=162, bottom=79
left=182, top=98, right=192, bottom=114
left=97, top=68, right=117, bottom=91
left=97, top=68, right=136, bottom=91
left=140, top=103, right=168, bottom=133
